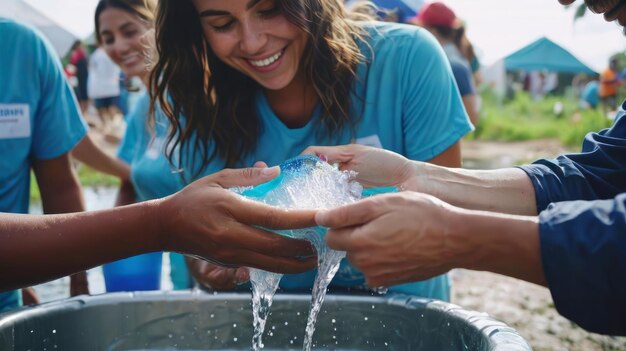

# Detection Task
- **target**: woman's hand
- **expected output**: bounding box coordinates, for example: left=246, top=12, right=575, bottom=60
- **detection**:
left=187, top=257, right=249, bottom=291
left=159, top=166, right=318, bottom=274
left=302, top=144, right=420, bottom=190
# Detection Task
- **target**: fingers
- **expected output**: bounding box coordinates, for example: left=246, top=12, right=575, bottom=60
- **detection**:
left=207, top=167, right=281, bottom=188
left=234, top=267, right=250, bottom=284
left=301, top=145, right=356, bottom=163
left=235, top=199, right=318, bottom=230
left=253, top=161, right=268, bottom=168
left=325, top=226, right=357, bottom=251
left=315, top=198, right=381, bottom=228
left=225, top=221, right=316, bottom=257
left=204, top=266, right=239, bottom=290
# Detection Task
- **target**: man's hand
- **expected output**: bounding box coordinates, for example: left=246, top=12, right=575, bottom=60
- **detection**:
left=316, top=192, right=458, bottom=287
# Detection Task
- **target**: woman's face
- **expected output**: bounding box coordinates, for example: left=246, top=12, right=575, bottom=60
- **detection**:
left=98, top=7, right=151, bottom=79
left=192, top=0, right=309, bottom=91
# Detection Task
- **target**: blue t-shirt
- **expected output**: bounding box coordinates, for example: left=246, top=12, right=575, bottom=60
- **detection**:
left=0, top=19, right=87, bottom=311
left=520, top=101, right=626, bottom=335
left=119, top=22, right=472, bottom=300
left=443, top=43, right=475, bottom=97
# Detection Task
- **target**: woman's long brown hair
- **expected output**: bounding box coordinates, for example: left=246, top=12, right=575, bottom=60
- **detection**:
left=150, top=0, right=370, bottom=179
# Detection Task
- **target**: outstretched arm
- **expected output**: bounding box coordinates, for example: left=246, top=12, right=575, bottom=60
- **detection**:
left=71, top=133, right=131, bottom=180
left=303, top=144, right=538, bottom=215
left=0, top=167, right=317, bottom=292
left=317, top=191, right=626, bottom=335
left=316, top=192, right=544, bottom=287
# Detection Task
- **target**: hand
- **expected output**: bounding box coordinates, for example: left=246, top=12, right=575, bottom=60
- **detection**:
left=69, top=271, right=90, bottom=296
left=187, top=257, right=249, bottom=291
left=316, top=192, right=459, bottom=287
left=159, top=166, right=317, bottom=274
left=301, top=144, right=418, bottom=189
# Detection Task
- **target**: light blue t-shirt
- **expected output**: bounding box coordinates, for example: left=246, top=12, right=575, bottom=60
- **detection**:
left=0, top=19, right=87, bottom=312
left=119, top=22, right=472, bottom=300
left=118, top=93, right=192, bottom=290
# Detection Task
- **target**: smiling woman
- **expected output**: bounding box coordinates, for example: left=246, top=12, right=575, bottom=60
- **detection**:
left=147, top=0, right=473, bottom=299
left=95, top=0, right=155, bottom=84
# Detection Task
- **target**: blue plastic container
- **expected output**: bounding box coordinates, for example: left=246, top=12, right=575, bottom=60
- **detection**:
left=102, top=252, right=162, bottom=292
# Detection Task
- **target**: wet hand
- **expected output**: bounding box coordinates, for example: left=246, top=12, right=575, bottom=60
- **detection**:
left=316, top=192, right=458, bottom=287
left=187, top=257, right=249, bottom=291
left=160, top=166, right=317, bottom=274
left=301, top=144, right=418, bottom=190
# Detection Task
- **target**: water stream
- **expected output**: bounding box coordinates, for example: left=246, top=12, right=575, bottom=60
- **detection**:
left=239, top=155, right=362, bottom=351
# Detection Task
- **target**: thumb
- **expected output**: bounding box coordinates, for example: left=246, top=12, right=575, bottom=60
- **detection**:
left=316, top=199, right=380, bottom=228
left=208, top=166, right=280, bottom=188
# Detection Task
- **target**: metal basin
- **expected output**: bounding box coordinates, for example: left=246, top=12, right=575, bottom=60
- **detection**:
left=0, top=292, right=531, bottom=350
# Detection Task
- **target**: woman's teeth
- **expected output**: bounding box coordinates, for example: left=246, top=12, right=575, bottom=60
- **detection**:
left=249, top=50, right=282, bottom=67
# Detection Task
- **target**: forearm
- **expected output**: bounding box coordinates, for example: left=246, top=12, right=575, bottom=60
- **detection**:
left=72, top=134, right=130, bottom=180
left=0, top=200, right=164, bottom=291
left=447, top=207, right=545, bottom=285
left=413, top=162, right=538, bottom=215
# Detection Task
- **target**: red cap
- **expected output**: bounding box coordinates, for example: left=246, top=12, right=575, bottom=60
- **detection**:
left=412, top=2, right=460, bottom=29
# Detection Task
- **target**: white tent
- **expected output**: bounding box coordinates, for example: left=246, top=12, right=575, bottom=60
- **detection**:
left=0, top=0, right=77, bottom=56
left=482, top=59, right=507, bottom=98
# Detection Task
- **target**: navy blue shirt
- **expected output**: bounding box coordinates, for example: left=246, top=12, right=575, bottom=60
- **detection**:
left=520, top=101, right=626, bottom=335
left=450, top=58, right=475, bottom=97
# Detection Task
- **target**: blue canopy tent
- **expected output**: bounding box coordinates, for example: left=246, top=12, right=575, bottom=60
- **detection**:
left=347, top=0, right=424, bottom=22
left=504, top=37, right=597, bottom=75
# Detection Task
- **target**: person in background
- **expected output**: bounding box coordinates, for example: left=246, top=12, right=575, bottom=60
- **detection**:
left=580, top=78, right=599, bottom=109
left=0, top=165, right=318, bottom=293
left=68, top=40, right=90, bottom=115
left=305, top=0, right=626, bottom=337
left=455, top=25, right=482, bottom=87
left=599, top=57, right=621, bottom=115
left=0, top=18, right=90, bottom=312
left=88, top=44, right=121, bottom=133
left=411, top=2, right=480, bottom=127
left=94, top=0, right=195, bottom=291
left=146, top=0, right=472, bottom=299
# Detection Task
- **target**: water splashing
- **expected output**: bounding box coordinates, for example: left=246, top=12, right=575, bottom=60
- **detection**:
left=234, top=155, right=364, bottom=350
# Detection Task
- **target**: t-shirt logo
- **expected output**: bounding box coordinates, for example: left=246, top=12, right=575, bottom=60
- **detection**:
left=0, top=104, right=30, bottom=139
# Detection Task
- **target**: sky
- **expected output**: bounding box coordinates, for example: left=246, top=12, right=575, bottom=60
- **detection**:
left=24, top=0, right=626, bottom=72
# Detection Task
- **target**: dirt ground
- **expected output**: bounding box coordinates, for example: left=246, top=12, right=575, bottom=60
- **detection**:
left=451, top=270, right=626, bottom=351
left=453, top=140, right=626, bottom=351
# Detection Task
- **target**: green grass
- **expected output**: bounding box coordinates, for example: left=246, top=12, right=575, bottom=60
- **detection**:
left=30, top=165, right=120, bottom=203
left=470, top=90, right=614, bottom=147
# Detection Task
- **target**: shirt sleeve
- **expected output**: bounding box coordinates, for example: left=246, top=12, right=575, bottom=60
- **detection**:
left=450, top=59, right=475, bottom=97
left=399, top=29, right=474, bottom=160
left=519, top=108, right=626, bottom=212
left=31, top=26, right=87, bottom=160
left=538, top=194, right=626, bottom=335
left=118, top=93, right=149, bottom=164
